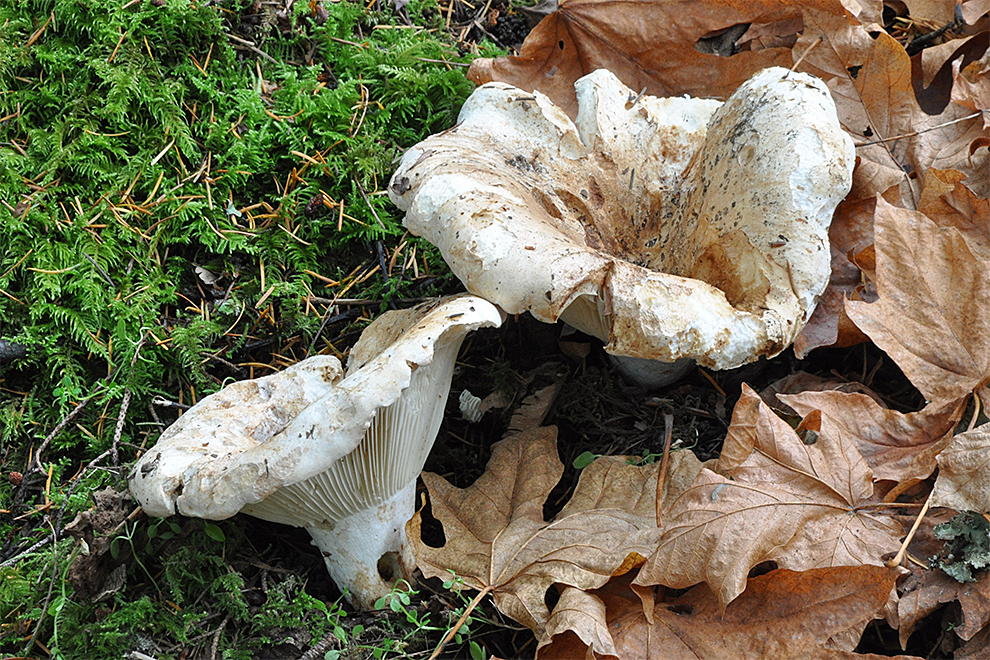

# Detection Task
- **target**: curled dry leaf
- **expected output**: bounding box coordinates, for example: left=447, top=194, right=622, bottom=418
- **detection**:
left=634, top=385, right=903, bottom=608
left=760, top=370, right=885, bottom=415
left=467, top=0, right=848, bottom=118
left=780, top=389, right=966, bottom=483
left=409, top=427, right=701, bottom=639
left=845, top=197, right=990, bottom=407
left=918, top=168, right=990, bottom=262
left=951, top=47, right=990, bottom=129
left=930, top=421, right=990, bottom=512
left=796, top=8, right=989, bottom=201
left=792, top=172, right=894, bottom=356
left=542, top=567, right=913, bottom=660
left=539, top=586, right=617, bottom=659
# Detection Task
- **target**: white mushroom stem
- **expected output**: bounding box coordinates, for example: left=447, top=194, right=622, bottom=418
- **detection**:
left=240, top=317, right=471, bottom=609
left=305, top=482, right=417, bottom=612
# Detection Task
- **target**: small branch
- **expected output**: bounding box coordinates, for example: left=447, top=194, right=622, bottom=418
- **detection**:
left=0, top=536, right=52, bottom=569
left=428, top=586, right=492, bottom=660
left=854, top=112, right=982, bottom=147
left=29, top=388, right=104, bottom=474
left=24, top=520, right=60, bottom=657
left=790, top=35, right=822, bottom=72
left=885, top=494, right=932, bottom=568
left=354, top=178, right=386, bottom=229
left=655, top=413, right=674, bottom=528
left=111, top=390, right=132, bottom=478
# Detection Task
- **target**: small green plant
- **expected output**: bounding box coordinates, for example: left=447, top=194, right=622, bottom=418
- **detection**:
left=364, top=578, right=486, bottom=659
left=933, top=511, right=990, bottom=583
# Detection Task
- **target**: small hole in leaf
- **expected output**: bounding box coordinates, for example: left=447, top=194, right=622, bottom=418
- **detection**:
left=748, top=560, right=778, bottom=578
left=558, top=40, right=565, bottom=50
left=544, top=583, right=561, bottom=612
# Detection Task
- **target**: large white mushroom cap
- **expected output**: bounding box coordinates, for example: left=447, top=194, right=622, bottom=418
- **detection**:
left=129, top=294, right=503, bottom=609
left=389, top=68, right=854, bottom=376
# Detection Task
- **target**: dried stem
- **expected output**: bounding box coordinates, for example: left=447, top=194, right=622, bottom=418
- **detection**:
left=656, top=413, right=674, bottom=528
left=427, top=586, right=492, bottom=660
left=886, top=494, right=932, bottom=568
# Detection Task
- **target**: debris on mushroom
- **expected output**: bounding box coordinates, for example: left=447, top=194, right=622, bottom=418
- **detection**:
left=388, top=67, right=855, bottom=385
left=459, top=389, right=484, bottom=423
left=129, top=295, right=503, bottom=610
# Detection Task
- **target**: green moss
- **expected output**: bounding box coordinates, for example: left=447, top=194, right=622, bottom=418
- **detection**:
left=0, top=0, right=504, bottom=655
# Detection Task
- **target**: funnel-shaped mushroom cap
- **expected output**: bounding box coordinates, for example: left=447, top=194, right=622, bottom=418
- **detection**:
left=389, top=68, right=854, bottom=371
left=129, top=295, right=503, bottom=609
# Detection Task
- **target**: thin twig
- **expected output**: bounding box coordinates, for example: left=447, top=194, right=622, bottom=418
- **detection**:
left=854, top=111, right=982, bottom=147
left=353, top=178, right=386, bottom=229
left=414, top=57, right=470, bottom=67
left=30, top=387, right=106, bottom=474
left=0, top=536, right=52, bottom=569
left=151, top=395, right=191, bottom=411
left=224, top=32, right=278, bottom=62
left=82, top=252, right=116, bottom=287
left=24, top=520, right=60, bottom=657
left=112, top=390, right=132, bottom=477
left=428, top=586, right=492, bottom=660
left=790, top=35, right=822, bottom=72
left=886, top=494, right=932, bottom=568
left=112, top=333, right=148, bottom=475
left=209, top=615, right=230, bottom=660
left=655, top=413, right=674, bottom=528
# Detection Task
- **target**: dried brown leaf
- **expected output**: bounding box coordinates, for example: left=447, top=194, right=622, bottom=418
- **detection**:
left=918, top=168, right=990, bottom=261
left=634, top=385, right=903, bottom=607
left=796, top=9, right=989, bottom=201
left=931, top=421, right=990, bottom=512
left=543, top=566, right=915, bottom=659
left=409, top=427, right=665, bottom=639
left=955, top=624, right=990, bottom=659
left=760, top=370, right=885, bottom=415
left=845, top=197, right=990, bottom=406
left=539, top=587, right=616, bottom=659
left=901, top=0, right=965, bottom=23
left=467, top=0, right=848, bottom=118
left=779, top=390, right=966, bottom=482
left=952, top=47, right=990, bottom=128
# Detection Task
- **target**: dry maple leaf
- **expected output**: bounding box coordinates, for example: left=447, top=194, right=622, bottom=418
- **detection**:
left=542, top=566, right=916, bottom=659
left=792, top=170, right=894, bottom=356
left=918, top=167, right=990, bottom=261
left=467, top=0, right=849, bottom=118
left=779, top=389, right=966, bottom=483
left=408, top=426, right=701, bottom=640
left=930, top=421, right=990, bottom=512
left=795, top=8, right=989, bottom=202
left=845, top=197, right=990, bottom=408
left=540, top=586, right=618, bottom=658
left=952, top=47, right=990, bottom=128
left=634, top=385, right=903, bottom=608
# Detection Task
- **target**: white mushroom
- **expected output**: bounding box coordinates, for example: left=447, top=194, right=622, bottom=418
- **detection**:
left=389, top=68, right=854, bottom=385
left=129, top=295, right=503, bottom=610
